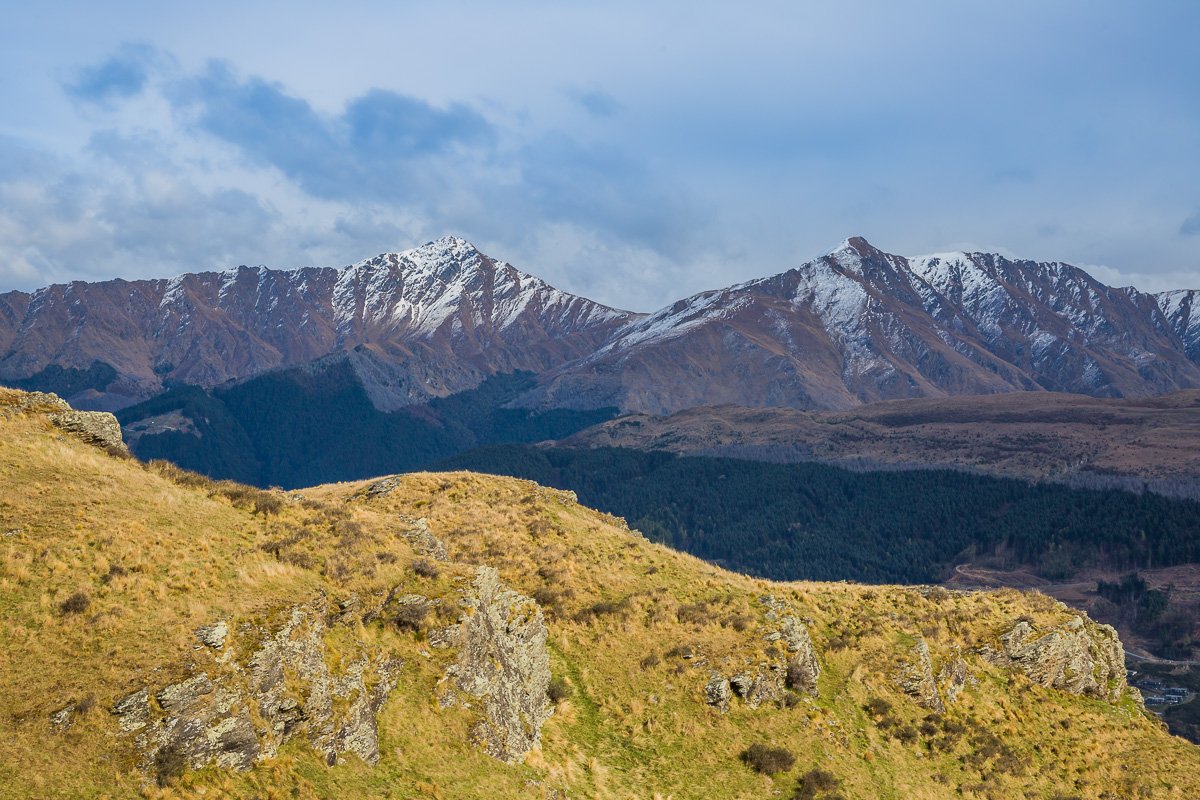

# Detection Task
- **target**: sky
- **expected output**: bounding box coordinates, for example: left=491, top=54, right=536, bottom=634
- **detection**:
left=1, top=1, right=1198, bottom=310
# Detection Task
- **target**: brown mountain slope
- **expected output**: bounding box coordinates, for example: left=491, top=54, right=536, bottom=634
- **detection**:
left=560, top=389, right=1200, bottom=487
left=0, top=238, right=635, bottom=410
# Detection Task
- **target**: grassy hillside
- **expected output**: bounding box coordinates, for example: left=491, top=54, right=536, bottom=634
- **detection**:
left=1, top=387, right=1198, bottom=799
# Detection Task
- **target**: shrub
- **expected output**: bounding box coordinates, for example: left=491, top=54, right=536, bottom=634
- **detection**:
left=394, top=602, right=429, bottom=632
left=100, top=563, right=127, bottom=584
left=547, top=677, right=574, bottom=703
left=574, top=597, right=629, bottom=622
left=412, top=559, right=440, bottom=579
left=795, top=768, right=840, bottom=799
left=59, top=591, right=90, bottom=616
left=863, top=697, right=893, bottom=718
left=154, top=743, right=187, bottom=786
left=742, top=743, right=795, bottom=775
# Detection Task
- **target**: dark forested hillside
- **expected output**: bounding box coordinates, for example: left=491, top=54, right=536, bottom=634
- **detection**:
left=117, top=368, right=617, bottom=488
left=433, top=445, right=1200, bottom=584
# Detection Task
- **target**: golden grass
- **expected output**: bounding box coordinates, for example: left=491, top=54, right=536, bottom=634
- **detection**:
left=0, top=389, right=1198, bottom=799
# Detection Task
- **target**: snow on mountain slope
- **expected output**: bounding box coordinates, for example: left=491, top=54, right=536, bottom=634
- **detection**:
left=520, top=237, right=1200, bottom=414
left=0, top=237, right=636, bottom=409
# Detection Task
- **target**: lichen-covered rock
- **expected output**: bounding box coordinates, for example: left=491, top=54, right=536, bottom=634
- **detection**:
left=51, top=409, right=127, bottom=452
left=762, top=595, right=820, bottom=697
left=705, top=673, right=732, bottom=712
left=195, top=620, right=228, bottom=650
left=112, top=687, right=150, bottom=733
left=444, top=567, right=551, bottom=763
left=248, top=605, right=401, bottom=764
left=981, top=616, right=1127, bottom=702
left=938, top=656, right=973, bottom=704
left=899, top=639, right=944, bottom=712
left=50, top=703, right=75, bottom=730
left=7, top=391, right=70, bottom=415
left=366, top=476, right=403, bottom=497
left=122, top=602, right=402, bottom=779
left=398, top=515, right=449, bottom=561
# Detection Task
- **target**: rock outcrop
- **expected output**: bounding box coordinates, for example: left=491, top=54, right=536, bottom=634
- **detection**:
left=899, top=639, right=945, bottom=712
left=705, top=673, right=733, bottom=712
left=398, top=515, right=449, bottom=561
left=442, top=567, right=552, bottom=764
left=114, top=603, right=401, bottom=781
left=763, top=595, right=820, bottom=696
left=50, top=409, right=127, bottom=452
left=981, top=616, right=1127, bottom=702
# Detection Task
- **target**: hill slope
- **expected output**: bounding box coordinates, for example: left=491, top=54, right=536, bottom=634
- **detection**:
left=1, top=388, right=1198, bottom=798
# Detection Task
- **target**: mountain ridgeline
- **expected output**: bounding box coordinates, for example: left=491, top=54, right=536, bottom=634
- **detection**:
left=2, top=236, right=1200, bottom=419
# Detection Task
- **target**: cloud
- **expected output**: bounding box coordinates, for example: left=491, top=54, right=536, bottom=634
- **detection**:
left=63, top=43, right=165, bottom=105
left=171, top=62, right=495, bottom=203
left=569, top=88, right=621, bottom=118
left=1181, top=211, right=1200, bottom=236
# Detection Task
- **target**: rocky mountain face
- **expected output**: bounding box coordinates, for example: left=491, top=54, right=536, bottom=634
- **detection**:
left=523, top=237, right=1200, bottom=414
left=0, top=237, right=635, bottom=411
left=3, top=235, right=1198, bottom=418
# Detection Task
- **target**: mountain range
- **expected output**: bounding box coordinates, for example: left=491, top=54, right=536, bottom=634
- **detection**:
left=2, top=235, right=1199, bottom=417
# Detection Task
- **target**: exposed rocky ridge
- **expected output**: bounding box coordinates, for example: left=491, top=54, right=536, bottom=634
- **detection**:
left=981, top=616, right=1128, bottom=702
left=522, top=237, right=1200, bottom=414
left=0, top=237, right=635, bottom=410
left=111, top=603, right=401, bottom=780
left=440, top=567, right=552, bottom=764
left=898, top=639, right=946, bottom=712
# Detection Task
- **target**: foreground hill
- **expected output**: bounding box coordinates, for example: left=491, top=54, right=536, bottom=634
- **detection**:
left=560, top=389, right=1200, bottom=493
left=1, top=388, right=1198, bottom=798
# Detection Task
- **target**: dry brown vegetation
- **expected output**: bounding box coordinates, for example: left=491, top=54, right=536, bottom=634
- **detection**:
left=1, top=386, right=1198, bottom=799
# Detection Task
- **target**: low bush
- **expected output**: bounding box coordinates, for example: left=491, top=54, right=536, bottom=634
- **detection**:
left=412, top=559, right=440, bottom=578
left=547, top=677, right=574, bottom=703
left=794, top=768, right=840, bottom=799
left=742, top=743, right=795, bottom=775
left=59, top=591, right=90, bottom=616
left=394, top=602, right=429, bottom=632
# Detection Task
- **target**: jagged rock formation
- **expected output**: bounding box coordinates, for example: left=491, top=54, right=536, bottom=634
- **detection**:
left=50, top=408, right=127, bottom=452
left=938, top=656, right=973, bottom=704
left=981, top=616, right=1127, bottom=702
left=112, top=604, right=401, bottom=780
left=442, top=567, right=552, bottom=764
left=2, top=389, right=128, bottom=451
left=899, top=639, right=945, bottom=712
left=763, top=595, right=820, bottom=696
left=705, top=673, right=732, bottom=712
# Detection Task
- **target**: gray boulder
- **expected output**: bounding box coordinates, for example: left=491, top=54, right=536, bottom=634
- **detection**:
left=443, top=567, right=552, bottom=763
